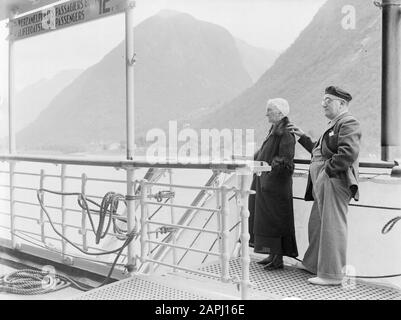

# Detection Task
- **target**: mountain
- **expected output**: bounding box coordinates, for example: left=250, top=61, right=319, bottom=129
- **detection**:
left=235, top=38, right=279, bottom=83
left=195, top=0, right=382, bottom=159
left=0, top=69, right=81, bottom=142
left=16, top=10, right=254, bottom=153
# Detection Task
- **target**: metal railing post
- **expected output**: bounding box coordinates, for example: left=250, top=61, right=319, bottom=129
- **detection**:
left=216, top=188, right=222, bottom=255
left=8, top=14, right=16, bottom=154
left=140, top=179, right=149, bottom=268
left=60, top=164, right=67, bottom=259
left=9, top=162, right=16, bottom=248
left=220, top=185, right=230, bottom=283
left=125, top=0, right=136, bottom=160
left=169, top=169, right=177, bottom=271
left=80, top=173, right=88, bottom=252
left=238, top=171, right=252, bottom=300
left=126, top=168, right=136, bottom=273
left=39, top=169, right=46, bottom=244
left=147, top=183, right=154, bottom=274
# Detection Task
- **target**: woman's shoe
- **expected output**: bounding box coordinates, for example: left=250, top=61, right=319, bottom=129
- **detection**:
left=263, top=255, right=284, bottom=271
left=257, top=255, right=274, bottom=265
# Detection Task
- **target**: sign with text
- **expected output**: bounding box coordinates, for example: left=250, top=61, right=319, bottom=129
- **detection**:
left=9, top=0, right=130, bottom=40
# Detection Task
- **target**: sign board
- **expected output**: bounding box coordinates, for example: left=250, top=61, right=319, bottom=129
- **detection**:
left=8, top=0, right=131, bottom=40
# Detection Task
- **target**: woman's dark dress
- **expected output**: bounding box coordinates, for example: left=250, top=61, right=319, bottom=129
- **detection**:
left=248, top=117, right=298, bottom=257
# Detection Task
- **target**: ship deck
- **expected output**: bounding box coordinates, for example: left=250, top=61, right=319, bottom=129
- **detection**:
left=2, top=256, right=400, bottom=300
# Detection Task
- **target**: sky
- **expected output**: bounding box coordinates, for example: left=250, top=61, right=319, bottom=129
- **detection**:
left=0, top=0, right=327, bottom=99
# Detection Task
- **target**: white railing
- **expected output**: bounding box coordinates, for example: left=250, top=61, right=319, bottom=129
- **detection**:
left=137, top=177, right=253, bottom=293
left=0, top=154, right=263, bottom=299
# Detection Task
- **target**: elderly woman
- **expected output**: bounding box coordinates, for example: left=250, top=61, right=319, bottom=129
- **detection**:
left=248, top=98, right=298, bottom=270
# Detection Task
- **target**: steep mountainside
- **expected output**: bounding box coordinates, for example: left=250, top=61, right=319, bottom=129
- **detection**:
left=235, top=38, right=278, bottom=83
left=195, top=0, right=381, bottom=159
left=17, top=10, right=256, bottom=152
left=0, top=69, right=81, bottom=137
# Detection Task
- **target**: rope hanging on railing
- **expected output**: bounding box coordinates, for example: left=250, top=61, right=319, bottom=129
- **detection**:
left=38, top=189, right=130, bottom=244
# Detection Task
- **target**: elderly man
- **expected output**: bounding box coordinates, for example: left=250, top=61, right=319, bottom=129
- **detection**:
left=288, top=86, right=361, bottom=285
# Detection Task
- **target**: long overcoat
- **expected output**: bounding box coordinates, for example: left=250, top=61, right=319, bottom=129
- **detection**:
left=248, top=117, right=298, bottom=257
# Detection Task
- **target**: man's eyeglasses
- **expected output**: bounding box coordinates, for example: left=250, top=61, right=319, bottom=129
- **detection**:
left=322, top=97, right=345, bottom=105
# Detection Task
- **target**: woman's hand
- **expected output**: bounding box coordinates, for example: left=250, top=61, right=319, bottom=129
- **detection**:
left=287, top=123, right=305, bottom=137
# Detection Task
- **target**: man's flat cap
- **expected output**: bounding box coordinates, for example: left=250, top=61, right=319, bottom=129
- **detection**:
left=325, top=86, right=352, bottom=102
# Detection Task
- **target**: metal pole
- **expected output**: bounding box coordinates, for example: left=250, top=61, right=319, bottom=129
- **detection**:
left=39, top=169, right=46, bottom=244
left=124, top=0, right=137, bottom=274
left=237, top=172, right=252, bottom=300
left=126, top=168, right=136, bottom=272
left=220, top=185, right=230, bottom=283
left=60, top=164, right=67, bottom=260
left=381, top=0, right=401, bottom=162
left=8, top=13, right=16, bottom=154
left=9, top=162, right=16, bottom=248
left=169, top=169, right=178, bottom=271
left=80, top=173, right=88, bottom=252
left=8, top=12, right=17, bottom=248
left=125, top=1, right=136, bottom=160
left=140, top=179, right=149, bottom=271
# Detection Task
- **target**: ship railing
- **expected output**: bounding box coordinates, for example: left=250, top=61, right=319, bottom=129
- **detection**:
left=0, top=154, right=399, bottom=298
left=0, top=154, right=264, bottom=299
left=137, top=177, right=252, bottom=296
left=151, top=158, right=401, bottom=284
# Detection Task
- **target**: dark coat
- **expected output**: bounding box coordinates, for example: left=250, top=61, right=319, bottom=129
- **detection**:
left=248, top=117, right=298, bottom=257
left=298, top=112, right=361, bottom=201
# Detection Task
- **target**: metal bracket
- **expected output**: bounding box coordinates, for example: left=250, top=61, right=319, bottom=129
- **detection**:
left=391, top=160, right=401, bottom=177
left=127, top=1, right=136, bottom=10
left=127, top=53, right=136, bottom=66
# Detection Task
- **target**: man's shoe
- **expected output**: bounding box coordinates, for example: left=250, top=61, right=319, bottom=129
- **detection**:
left=307, top=277, right=342, bottom=286
left=257, top=255, right=274, bottom=265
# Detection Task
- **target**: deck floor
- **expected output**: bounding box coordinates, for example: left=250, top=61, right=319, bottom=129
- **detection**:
left=73, top=258, right=401, bottom=300
left=196, top=258, right=401, bottom=300
left=2, top=258, right=401, bottom=300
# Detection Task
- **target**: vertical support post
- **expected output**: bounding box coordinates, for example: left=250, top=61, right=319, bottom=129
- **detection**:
left=381, top=0, right=401, bottom=161
left=8, top=15, right=16, bottom=155
left=8, top=12, right=17, bottom=248
left=237, top=171, right=252, bottom=300
left=126, top=168, right=136, bottom=273
left=9, top=162, right=16, bottom=248
left=125, top=1, right=137, bottom=272
left=220, top=185, right=230, bottom=283
left=139, top=179, right=148, bottom=265
left=39, top=169, right=46, bottom=244
left=147, top=184, right=154, bottom=274
left=125, top=1, right=136, bottom=160
left=169, top=169, right=177, bottom=271
left=80, top=173, right=88, bottom=252
left=60, top=164, right=67, bottom=259
left=215, top=188, right=222, bottom=255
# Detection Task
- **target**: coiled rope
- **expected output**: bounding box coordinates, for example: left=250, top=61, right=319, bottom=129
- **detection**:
left=0, top=269, right=91, bottom=295
left=1, top=186, right=177, bottom=295
left=0, top=190, right=139, bottom=295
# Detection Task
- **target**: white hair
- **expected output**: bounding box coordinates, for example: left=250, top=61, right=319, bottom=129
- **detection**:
left=266, top=98, right=290, bottom=117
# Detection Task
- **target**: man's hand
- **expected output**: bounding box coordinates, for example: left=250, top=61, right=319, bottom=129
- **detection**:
left=287, top=123, right=305, bottom=137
